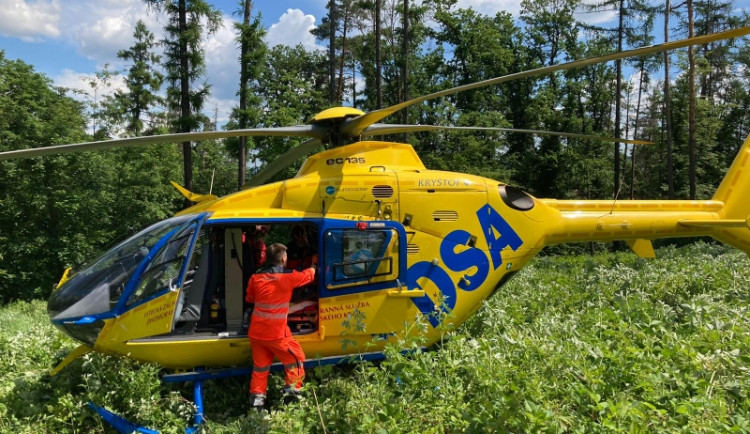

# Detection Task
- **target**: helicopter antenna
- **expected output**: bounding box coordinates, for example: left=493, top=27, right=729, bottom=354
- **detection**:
left=209, top=168, right=215, bottom=195
left=608, top=137, right=651, bottom=215
left=605, top=157, right=628, bottom=216
left=606, top=148, right=636, bottom=217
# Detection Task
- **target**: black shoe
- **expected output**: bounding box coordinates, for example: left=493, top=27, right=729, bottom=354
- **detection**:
left=281, top=386, right=302, bottom=404
left=250, top=393, right=266, bottom=411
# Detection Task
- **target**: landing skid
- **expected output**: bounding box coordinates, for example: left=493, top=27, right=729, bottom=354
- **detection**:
left=88, top=402, right=160, bottom=434
left=89, top=374, right=212, bottom=434
left=90, top=353, right=388, bottom=432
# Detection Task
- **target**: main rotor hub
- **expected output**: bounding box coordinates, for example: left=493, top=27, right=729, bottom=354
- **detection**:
left=310, top=107, right=366, bottom=147
left=310, top=107, right=365, bottom=123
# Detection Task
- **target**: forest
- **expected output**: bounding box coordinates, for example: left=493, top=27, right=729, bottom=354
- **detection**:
left=1, top=0, right=749, bottom=301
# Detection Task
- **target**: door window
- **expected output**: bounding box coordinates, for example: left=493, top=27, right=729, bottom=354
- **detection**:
left=324, top=228, right=399, bottom=288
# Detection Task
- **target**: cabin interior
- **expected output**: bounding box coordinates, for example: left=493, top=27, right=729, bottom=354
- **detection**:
left=170, top=222, right=320, bottom=338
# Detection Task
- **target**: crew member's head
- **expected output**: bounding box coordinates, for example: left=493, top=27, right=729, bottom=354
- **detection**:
left=267, top=243, right=288, bottom=266
left=292, top=225, right=306, bottom=244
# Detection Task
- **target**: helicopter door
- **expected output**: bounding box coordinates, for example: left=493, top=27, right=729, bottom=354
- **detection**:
left=320, top=221, right=408, bottom=335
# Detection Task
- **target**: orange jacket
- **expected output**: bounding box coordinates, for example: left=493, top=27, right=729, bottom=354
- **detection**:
left=245, top=265, right=315, bottom=341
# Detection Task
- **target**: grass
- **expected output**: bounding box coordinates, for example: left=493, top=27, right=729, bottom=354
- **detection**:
left=1, top=242, right=748, bottom=433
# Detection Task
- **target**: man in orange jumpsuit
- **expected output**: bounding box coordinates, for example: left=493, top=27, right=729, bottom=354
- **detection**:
left=245, top=242, right=316, bottom=410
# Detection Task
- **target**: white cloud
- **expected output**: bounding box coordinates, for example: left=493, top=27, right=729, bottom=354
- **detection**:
left=73, top=15, right=135, bottom=62
left=0, top=0, right=62, bottom=41
left=204, top=14, right=242, bottom=123
left=53, top=67, right=127, bottom=101
left=576, top=0, right=617, bottom=25
left=448, top=0, right=617, bottom=25
left=448, top=0, right=618, bottom=25
left=62, top=0, right=160, bottom=66
left=48, top=1, right=236, bottom=126
left=266, top=8, right=321, bottom=51
left=454, top=0, right=522, bottom=17
left=53, top=69, right=89, bottom=98
left=54, top=67, right=132, bottom=135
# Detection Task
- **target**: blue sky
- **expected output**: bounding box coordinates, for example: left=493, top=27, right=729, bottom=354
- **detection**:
left=0, top=0, right=336, bottom=125
left=0, top=0, right=747, bottom=127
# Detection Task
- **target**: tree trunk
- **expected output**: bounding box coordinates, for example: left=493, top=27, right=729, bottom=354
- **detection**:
left=631, top=62, right=645, bottom=199
left=401, top=0, right=410, bottom=141
left=613, top=0, right=624, bottom=199
left=375, top=0, right=382, bottom=109
left=329, top=0, right=337, bottom=104
left=238, top=0, right=251, bottom=190
left=688, top=0, right=697, bottom=199
left=351, top=50, right=356, bottom=108
left=178, top=0, right=193, bottom=206
left=665, top=0, right=675, bottom=198
left=337, top=1, right=349, bottom=103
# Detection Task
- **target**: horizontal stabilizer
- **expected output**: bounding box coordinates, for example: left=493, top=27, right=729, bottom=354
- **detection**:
left=678, top=216, right=750, bottom=229
left=626, top=239, right=656, bottom=258
left=170, top=181, right=218, bottom=203
left=56, top=267, right=72, bottom=289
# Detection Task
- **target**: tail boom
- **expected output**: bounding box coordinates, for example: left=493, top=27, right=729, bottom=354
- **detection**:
left=542, top=199, right=728, bottom=245
left=539, top=131, right=750, bottom=255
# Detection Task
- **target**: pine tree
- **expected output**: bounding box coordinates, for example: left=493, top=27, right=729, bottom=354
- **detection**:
left=233, top=0, right=266, bottom=189
left=115, top=20, right=164, bottom=136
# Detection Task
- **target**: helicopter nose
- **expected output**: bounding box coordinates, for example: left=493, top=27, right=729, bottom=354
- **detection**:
left=47, top=282, right=110, bottom=347
left=46, top=241, right=145, bottom=345
left=47, top=267, right=122, bottom=347
left=49, top=313, right=105, bottom=348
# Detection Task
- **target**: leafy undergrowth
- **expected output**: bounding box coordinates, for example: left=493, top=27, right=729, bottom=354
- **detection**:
left=1, top=242, right=748, bottom=433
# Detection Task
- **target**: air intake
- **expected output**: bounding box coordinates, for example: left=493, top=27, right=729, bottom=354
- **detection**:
left=372, top=185, right=394, bottom=198
left=432, top=210, right=458, bottom=222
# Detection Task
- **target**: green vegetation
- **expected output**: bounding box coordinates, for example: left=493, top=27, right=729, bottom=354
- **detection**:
left=1, top=242, right=748, bottom=432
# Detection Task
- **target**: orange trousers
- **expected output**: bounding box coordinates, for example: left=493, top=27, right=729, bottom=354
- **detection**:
left=249, top=336, right=305, bottom=394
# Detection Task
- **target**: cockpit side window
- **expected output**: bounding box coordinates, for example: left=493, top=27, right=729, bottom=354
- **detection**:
left=126, top=222, right=198, bottom=307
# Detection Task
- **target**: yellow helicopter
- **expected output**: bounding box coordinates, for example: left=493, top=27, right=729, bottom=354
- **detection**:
left=2, top=26, right=750, bottom=432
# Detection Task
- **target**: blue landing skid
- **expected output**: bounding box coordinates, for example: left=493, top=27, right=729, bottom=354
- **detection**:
left=88, top=379, right=206, bottom=434
left=90, top=352, right=391, bottom=433
left=186, top=380, right=205, bottom=434
left=88, top=403, right=159, bottom=434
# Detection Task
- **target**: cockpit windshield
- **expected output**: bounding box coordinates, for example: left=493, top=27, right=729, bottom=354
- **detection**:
left=48, top=214, right=205, bottom=321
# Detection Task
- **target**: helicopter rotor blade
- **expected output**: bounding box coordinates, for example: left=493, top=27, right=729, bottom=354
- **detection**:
left=0, top=125, right=325, bottom=161
left=362, top=124, right=653, bottom=145
left=3, top=27, right=746, bottom=165
left=342, top=25, right=750, bottom=138
left=244, top=138, right=322, bottom=188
